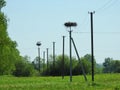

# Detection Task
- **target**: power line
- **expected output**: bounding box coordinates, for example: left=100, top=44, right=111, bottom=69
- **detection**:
left=73, top=32, right=120, bottom=34
left=95, top=0, right=113, bottom=12
left=95, top=0, right=119, bottom=12
left=79, top=14, right=89, bottom=30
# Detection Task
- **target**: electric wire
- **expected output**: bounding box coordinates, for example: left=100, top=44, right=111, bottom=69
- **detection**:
left=95, top=0, right=119, bottom=13
left=79, top=14, right=89, bottom=30
left=95, top=0, right=113, bottom=12
left=73, top=32, right=120, bottom=34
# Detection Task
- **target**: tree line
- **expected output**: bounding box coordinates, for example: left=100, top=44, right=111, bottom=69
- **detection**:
left=0, top=0, right=120, bottom=77
left=32, top=54, right=120, bottom=76
left=0, top=0, right=35, bottom=76
left=33, top=54, right=97, bottom=76
left=32, top=55, right=120, bottom=76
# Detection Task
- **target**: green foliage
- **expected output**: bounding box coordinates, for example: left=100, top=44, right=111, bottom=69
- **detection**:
left=41, top=55, right=70, bottom=76
left=81, top=55, right=92, bottom=74
left=103, top=57, right=113, bottom=73
left=13, top=56, right=36, bottom=77
left=103, top=57, right=120, bottom=73
left=0, top=10, right=21, bottom=75
left=0, top=11, right=35, bottom=76
left=0, top=0, right=6, bottom=10
left=37, top=54, right=97, bottom=76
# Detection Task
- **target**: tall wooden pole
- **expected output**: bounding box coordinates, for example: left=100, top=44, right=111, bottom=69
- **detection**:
left=69, top=28, right=72, bottom=82
left=62, top=36, right=65, bottom=79
left=89, top=11, right=95, bottom=82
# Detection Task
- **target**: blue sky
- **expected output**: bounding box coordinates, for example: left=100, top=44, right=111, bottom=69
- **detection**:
left=2, top=0, right=120, bottom=63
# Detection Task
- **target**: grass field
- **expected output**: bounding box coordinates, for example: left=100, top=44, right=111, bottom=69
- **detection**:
left=0, top=74, right=120, bottom=90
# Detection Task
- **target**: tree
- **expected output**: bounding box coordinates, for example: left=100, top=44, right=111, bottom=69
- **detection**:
left=113, top=60, right=120, bottom=73
left=103, top=57, right=113, bottom=73
left=13, top=56, right=36, bottom=77
left=55, top=55, right=70, bottom=76
left=0, top=0, right=6, bottom=12
left=41, top=55, right=70, bottom=76
left=72, top=54, right=92, bottom=75
left=103, top=57, right=120, bottom=73
left=0, top=1, right=22, bottom=75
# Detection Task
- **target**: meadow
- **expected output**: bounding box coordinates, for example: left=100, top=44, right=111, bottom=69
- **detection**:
left=0, top=74, right=120, bottom=90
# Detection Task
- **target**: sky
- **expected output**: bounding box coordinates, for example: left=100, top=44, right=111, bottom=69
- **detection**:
left=2, top=0, right=120, bottom=63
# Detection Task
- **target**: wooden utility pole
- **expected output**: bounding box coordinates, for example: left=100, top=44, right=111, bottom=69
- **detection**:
left=43, top=51, right=45, bottom=71
left=62, top=36, right=65, bottom=79
left=46, top=48, right=49, bottom=75
left=53, top=42, right=55, bottom=70
left=64, top=22, right=77, bottom=82
left=89, top=11, right=95, bottom=82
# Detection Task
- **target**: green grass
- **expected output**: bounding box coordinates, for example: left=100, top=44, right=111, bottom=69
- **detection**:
left=0, top=74, right=120, bottom=90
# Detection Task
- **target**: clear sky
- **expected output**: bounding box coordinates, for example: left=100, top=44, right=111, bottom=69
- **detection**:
left=2, top=0, right=120, bottom=63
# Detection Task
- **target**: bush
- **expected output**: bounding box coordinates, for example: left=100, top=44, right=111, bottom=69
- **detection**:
left=13, top=59, right=35, bottom=77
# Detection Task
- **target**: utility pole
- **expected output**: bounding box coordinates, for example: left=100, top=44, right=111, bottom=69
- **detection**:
left=47, top=48, right=49, bottom=75
left=53, top=42, right=55, bottom=75
left=38, top=47, right=40, bottom=72
left=69, top=29, right=72, bottom=82
left=62, top=36, right=65, bottom=79
left=89, top=11, right=95, bottom=82
left=36, top=41, right=41, bottom=73
left=64, top=22, right=77, bottom=82
left=64, top=22, right=87, bottom=82
left=43, top=51, right=45, bottom=72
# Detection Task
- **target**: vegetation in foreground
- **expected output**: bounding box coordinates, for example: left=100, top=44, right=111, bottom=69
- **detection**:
left=0, top=74, right=120, bottom=90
